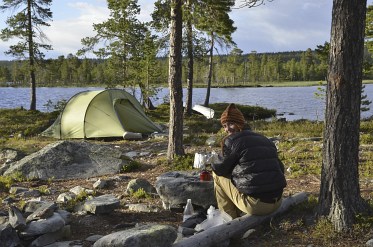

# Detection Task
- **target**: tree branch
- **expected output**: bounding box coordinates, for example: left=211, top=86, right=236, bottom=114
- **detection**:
left=234, top=0, right=274, bottom=9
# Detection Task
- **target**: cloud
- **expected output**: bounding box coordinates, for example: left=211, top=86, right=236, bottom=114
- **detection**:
left=229, top=0, right=333, bottom=53
left=0, top=1, right=110, bottom=59
left=45, top=2, right=109, bottom=57
left=138, top=0, right=156, bottom=22
left=0, top=0, right=372, bottom=59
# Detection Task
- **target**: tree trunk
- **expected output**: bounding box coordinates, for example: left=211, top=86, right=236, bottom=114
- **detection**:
left=317, top=0, right=370, bottom=232
left=184, top=3, right=194, bottom=117
left=167, top=0, right=185, bottom=160
left=27, top=0, right=36, bottom=111
left=204, top=35, right=214, bottom=107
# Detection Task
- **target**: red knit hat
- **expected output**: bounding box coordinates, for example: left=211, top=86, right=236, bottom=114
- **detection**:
left=220, top=103, right=245, bottom=128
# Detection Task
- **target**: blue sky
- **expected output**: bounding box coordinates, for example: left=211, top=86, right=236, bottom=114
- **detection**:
left=0, top=0, right=371, bottom=60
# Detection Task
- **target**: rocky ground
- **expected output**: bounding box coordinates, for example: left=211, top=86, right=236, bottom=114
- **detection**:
left=1, top=138, right=372, bottom=247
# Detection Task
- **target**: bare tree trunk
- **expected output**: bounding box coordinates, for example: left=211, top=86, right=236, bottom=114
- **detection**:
left=143, top=62, right=156, bottom=110
left=184, top=4, right=194, bottom=117
left=173, top=193, right=308, bottom=247
left=27, top=0, right=36, bottom=111
left=317, top=0, right=370, bottom=232
left=204, top=35, right=214, bottom=107
left=167, top=0, right=185, bottom=160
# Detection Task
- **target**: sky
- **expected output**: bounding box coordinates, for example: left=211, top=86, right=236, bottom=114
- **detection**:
left=0, top=0, right=372, bottom=60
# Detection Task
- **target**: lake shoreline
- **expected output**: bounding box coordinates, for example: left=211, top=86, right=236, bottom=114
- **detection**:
left=1, top=85, right=373, bottom=121
left=2, top=79, right=373, bottom=89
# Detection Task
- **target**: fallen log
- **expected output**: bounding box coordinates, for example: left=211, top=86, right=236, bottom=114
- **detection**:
left=172, top=192, right=308, bottom=247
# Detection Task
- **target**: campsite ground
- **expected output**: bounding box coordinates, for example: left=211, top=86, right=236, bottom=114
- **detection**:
left=2, top=138, right=372, bottom=247
left=0, top=138, right=317, bottom=246
left=0, top=107, right=372, bottom=246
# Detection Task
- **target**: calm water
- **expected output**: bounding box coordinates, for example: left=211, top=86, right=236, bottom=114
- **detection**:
left=1, top=85, right=373, bottom=121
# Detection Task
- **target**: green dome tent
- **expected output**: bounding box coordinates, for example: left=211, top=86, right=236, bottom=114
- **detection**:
left=42, top=89, right=162, bottom=139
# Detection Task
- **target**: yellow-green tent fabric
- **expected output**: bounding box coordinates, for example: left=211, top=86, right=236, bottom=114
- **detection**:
left=42, top=89, right=162, bottom=139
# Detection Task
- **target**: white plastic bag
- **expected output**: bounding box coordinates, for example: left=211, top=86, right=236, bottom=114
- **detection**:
left=206, top=151, right=220, bottom=164
left=195, top=207, right=232, bottom=231
left=193, top=153, right=207, bottom=168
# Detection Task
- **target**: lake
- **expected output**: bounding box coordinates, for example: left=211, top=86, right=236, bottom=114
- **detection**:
left=1, top=85, right=373, bottom=121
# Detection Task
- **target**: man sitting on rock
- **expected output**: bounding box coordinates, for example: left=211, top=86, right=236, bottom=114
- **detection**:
left=211, top=103, right=287, bottom=219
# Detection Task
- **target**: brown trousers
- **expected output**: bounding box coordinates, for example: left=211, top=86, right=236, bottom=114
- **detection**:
left=213, top=172, right=282, bottom=219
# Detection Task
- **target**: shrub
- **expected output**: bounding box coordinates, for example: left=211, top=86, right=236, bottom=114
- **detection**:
left=38, top=185, right=51, bottom=195
left=131, top=188, right=151, bottom=199
left=170, top=154, right=195, bottom=171
left=210, top=103, right=276, bottom=121
left=121, top=159, right=141, bottom=172
left=63, top=190, right=91, bottom=212
left=312, top=217, right=338, bottom=245
left=0, top=172, right=26, bottom=192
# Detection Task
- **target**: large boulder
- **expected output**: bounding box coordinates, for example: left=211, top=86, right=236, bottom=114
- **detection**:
left=0, top=223, right=21, bottom=247
left=126, top=178, right=157, bottom=195
left=155, top=171, right=217, bottom=210
left=3, top=141, right=126, bottom=180
left=0, top=148, right=26, bottom=174
left=19, top=213, right=66, bottom=238
left=0, top=148, right=25, bottom=163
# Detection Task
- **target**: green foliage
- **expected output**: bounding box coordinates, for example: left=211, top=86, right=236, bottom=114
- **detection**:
left=2, top=54, right=373, bottom=87
left=146, top=103, right=170, bottom=122
left=0, top=0, right=53, bottom=109
left=43, top=99, right=67, bottom=112
left=314, top=80, right=326, bottom=100
left=183, top=114, right=222, bottom=147
left=0, top=172, right=26, bottom=192
left=168, top=154, right=195, bottom=171
left=47, top=176, right=55, bottom=185
left=18, top=200, right=26, bottom=210
left=279, top=141, right=322, bottom=178
left=253, top=120, right=324, bottom=139
left=37, top=185, right=50, bottom=195
left=361, top=84, right=372, bottom=112
left=63, top=190, right=90, bottom=212
left=0, top=0, right=53, bottom=59
left=121, top=159, right=141, bottom=173
left=0, top=108, right=59, bottom=138
left=353, top=211, right=373, bottom=236
left=358, top=120, right=373, bottom=145
left=210, top=103, right=276, bottom=121
left=313, top=82, right=371, bottom=114
left=183, top=133, right=208, bottom=146
left=366, top=4, right=373, bottom=54
left=131, top=188, right=151, bottom=199
left=78, top=0, right=161, bottom=97
left=312, top=217, right=338, bottom=245
left=360, top=133, right=373, bottom=144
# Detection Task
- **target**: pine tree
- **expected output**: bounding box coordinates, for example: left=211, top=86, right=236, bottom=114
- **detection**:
left=0, top=0, right=53, bottom=110
left=365, top=4, right=373, bottom=53
left=318, top=0, right=371, bottom=231
left=167, top=0, right=185, bottom=159
left=78, top=0, right=148, bottom=89
left=194, top=0, right=236, bottom=106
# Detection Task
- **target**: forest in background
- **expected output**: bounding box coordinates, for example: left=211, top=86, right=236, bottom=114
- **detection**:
left=1, top=47, right=373, bottom=88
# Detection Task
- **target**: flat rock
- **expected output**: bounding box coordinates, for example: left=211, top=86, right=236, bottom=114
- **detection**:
left=93, top=224, right=177, bottom=247
left=155, top=171, right=216, bottom=209
left=82, top=194, right=120, bottom=214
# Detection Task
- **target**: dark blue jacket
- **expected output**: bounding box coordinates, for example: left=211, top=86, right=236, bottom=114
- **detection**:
left=212, top=130, right=286, bottom=199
